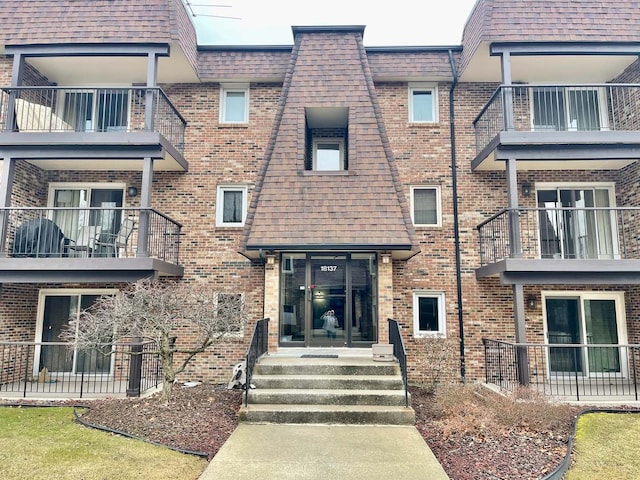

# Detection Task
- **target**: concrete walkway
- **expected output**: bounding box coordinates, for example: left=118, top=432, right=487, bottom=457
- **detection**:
left=199, top=423, right=449, bottom=480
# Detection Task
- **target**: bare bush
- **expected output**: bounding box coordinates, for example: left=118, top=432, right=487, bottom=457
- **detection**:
left=61, top=279, right=246, bottom=404
left=416, top=335, right=459, bottom=393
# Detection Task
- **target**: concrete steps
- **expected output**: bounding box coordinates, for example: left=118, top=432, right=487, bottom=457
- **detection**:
left=239, top=354, right=415, bottom=425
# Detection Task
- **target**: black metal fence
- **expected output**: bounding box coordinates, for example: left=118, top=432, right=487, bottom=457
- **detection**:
left=0, top=86, right=186, bottom=154
left=244, top=318, right=269, bottom=407
left=0, top=340, right=162, bottom=398
left=388, top=318, right=409, bottom=408
left=473, top=83, right=640, bottom=153
left=483, top=338, right=640, bottom=401
left=0, top=207, right=181, bottom=265
left=477, top=207, right=640, bottom=266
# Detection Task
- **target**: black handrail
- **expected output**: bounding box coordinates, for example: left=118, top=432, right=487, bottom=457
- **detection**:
left=244, top=318, right=269, bottom=407
left=388, top=318, right=409, bottom=408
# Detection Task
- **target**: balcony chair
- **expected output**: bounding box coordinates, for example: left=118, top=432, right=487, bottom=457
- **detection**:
left=67, top=225, right=102, bottom=257
left=94, top=216, right=135, bottom=258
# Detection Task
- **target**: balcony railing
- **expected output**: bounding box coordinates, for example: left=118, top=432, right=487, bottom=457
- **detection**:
left=0, top=340, right=162, bottom=398
left=477, top=207, right=640, bottom=266
left=0, top=86, right=186, bottom=154
left=0, top=207, right=182, bottom=265
left=473, top=84, right=640, bottom=153
left=483, top=338, right=640, bottom=402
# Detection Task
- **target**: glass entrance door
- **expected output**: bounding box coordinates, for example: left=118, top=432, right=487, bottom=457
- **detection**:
left=279, top=253, right=377, bottom=347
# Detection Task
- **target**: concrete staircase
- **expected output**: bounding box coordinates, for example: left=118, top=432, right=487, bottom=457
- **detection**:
left=238, top=353, right=415, bottom=425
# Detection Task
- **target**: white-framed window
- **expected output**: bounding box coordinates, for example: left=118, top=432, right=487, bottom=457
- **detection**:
left=219, top=84, right=249, bottom=124
left=531, top=86, right=609, bottom=132
left=313, top=137, right=345, bottom=171
left=413, top=291, right=446, bottom=337
left=216, top=185, right=248, bottom=227
left=34, top=288, right=117, bottom=377
left=217, top=292, right=244, bottom=335
left=410, top=186, right=441, bottom=226
left=409, top=83, right=438, bottom=123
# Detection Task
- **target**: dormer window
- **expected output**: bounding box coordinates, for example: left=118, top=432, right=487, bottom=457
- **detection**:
left=305, top=107, right=349, bottom=172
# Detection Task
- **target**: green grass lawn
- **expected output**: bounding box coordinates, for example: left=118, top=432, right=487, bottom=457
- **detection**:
left=565, top=412, right=640, bottom=480
left=0, top=407, right=207, bottom=480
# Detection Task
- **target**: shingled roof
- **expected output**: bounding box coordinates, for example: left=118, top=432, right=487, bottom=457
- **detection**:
left=242, top=26, right=419, bottom=259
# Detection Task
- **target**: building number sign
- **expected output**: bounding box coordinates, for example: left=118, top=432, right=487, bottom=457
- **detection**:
left=320, top=265, right=338, bottom=272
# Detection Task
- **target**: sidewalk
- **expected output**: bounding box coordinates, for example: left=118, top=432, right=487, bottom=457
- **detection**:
left=199, top=423, right=450, bottom=480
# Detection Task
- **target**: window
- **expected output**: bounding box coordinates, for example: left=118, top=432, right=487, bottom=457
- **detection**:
left=413, top=291, right=446, bottom=337
left=217, top=293, right=244, bottom=334
left=411, top=186, right=440, bottom=226
left=532, top=87, right=608, bottom=132
left=220, top=84, right=249, bottom=123
left=313, top=137, right=344, bottom=171
left=216, top=185, right=247, bottom=227
left=409, top=84, right=438, bottom=123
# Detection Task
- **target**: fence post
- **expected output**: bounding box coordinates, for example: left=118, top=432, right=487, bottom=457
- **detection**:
left=126, top=338, right=143, bottom=397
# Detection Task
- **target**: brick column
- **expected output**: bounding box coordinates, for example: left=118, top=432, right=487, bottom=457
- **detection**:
left=377, top=254, right=393, bottom=343
left=263, top=257, right=280, bottom=352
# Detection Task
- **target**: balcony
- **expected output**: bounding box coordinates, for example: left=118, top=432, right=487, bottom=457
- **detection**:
left=476, top=207, right=640, bottom=283
left=483, top=338, right=640, bottom=402
left=472, top=84, right=640, bottom=171
left=0, top=206, right=183, bottom=282
left=0, top=86, right=187, bottom=171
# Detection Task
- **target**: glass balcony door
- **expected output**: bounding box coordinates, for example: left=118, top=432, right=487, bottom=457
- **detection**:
left=537, top=187, right=617, bottom=259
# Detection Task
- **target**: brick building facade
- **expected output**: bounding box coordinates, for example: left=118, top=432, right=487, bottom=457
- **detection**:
left=1, top=0, right=640, bottom=396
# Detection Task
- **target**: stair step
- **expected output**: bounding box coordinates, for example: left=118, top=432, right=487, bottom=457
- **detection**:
left=239, top=404, right=415, bottom=425
left=247, top=388, right=410, bottom=406
left=255, top=357, right=399, bottom=376
left=250, top=374, right=404, bottom=390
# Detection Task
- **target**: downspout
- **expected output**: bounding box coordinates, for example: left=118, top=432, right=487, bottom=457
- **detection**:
left=448, top=49, right=466, bottom=382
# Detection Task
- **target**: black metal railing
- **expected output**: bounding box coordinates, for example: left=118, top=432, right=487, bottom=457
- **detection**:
left=473, top=84, right=640, bottom=153
left=0, top=86, right=186, bottom=154
left=388, top=318, right=409, bottom=408
left=477, top=207, right=640, bottom=266
left=0, top=340, right=162, bottom=398
left=483, top=338, right=640, bottom=402
left=244, top=318, right=269, bottom=407
left=0, top=207, right=182, bottom=265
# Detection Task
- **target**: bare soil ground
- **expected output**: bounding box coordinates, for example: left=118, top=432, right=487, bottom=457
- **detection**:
left=2, top=382, right=589, bottom=478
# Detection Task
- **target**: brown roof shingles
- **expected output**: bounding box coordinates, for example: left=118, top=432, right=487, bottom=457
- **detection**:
left=243, top=29, right=417, bottom=253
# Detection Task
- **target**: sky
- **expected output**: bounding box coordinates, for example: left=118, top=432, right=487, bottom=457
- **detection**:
left=189, top=0, right=479, bottom=47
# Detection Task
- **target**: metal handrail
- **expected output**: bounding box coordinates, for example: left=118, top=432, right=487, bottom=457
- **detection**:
left=388, top=318, right=409, bottom=408
left=244, top=318, right=269, bottom=407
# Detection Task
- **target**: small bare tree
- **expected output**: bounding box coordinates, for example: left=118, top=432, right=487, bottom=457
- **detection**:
left=61, top=279, right=246, bottom=404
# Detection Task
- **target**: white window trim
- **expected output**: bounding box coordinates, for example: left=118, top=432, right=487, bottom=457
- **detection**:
left=529, top=86, right=610, bottom=132
left=219, top=83, right=249, bottom=124
left=34, top=288, right=118, bottom=378
left=541, top=290, right=628, bottom=377
left=410, top=185, right=441, bottom=227
left=312, top=137, right=345, bottom=171
left=216, top=184, right=248, bottom=227
left=412, top=291, right=446, bottom=338
left=408, top=83, right=439, bottom=124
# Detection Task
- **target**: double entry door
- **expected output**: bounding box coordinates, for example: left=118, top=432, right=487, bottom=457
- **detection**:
left=280, top=253, right=377, bottom=347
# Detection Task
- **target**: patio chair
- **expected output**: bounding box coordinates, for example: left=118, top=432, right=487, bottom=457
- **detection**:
left=67, top=225, right=102, bottom=257
left=94, top=216, right=135, bottom=258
